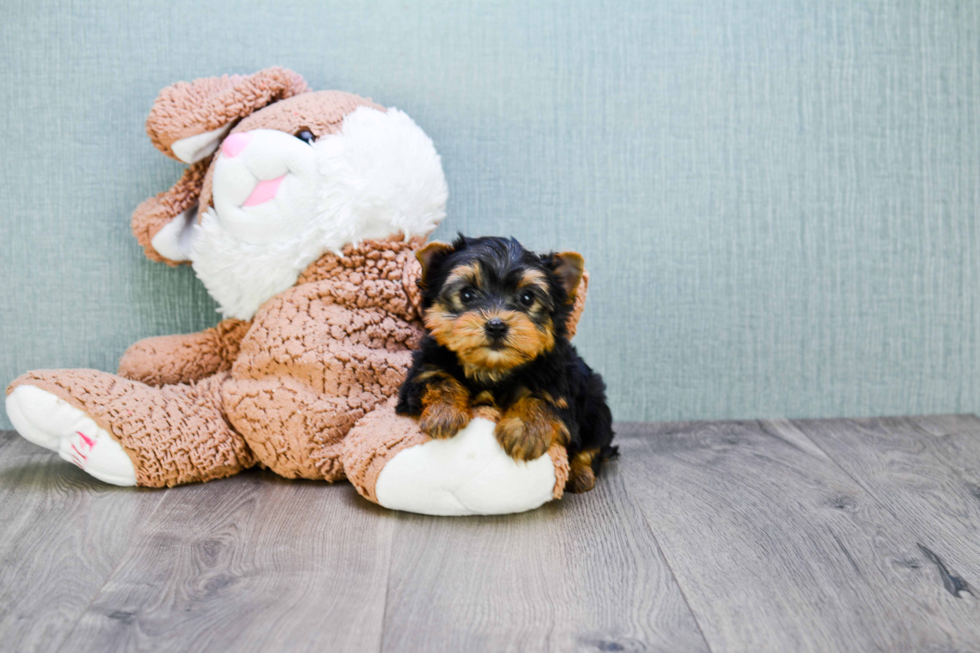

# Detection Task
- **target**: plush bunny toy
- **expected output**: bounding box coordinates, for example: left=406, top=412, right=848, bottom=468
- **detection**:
left=5, top=68, right=587, bottom=515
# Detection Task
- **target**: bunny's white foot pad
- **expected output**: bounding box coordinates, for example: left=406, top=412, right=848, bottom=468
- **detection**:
left=374, top=418, right=557, bottom=516
left=5, top=385, right=137, bottom=486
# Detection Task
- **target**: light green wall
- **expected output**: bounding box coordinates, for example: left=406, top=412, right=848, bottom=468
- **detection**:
left=2, top=0, right=978, bottom=428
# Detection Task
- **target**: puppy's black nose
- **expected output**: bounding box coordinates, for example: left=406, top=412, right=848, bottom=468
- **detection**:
left=484, top=318, right=509, bottom=340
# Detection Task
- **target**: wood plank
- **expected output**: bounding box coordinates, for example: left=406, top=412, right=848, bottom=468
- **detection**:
left=792, top=414, right=980, bottom=592
left=58, top=471, right=394, bottom=653
left=6, top=415, right=980, bottom=653
left=923, top=415, right=980, bottom=514
left=380, top=459, right=710, bottom=653
left=617, top=420, right=980, bottom=653
left=0, top=435, right=158, bottom=653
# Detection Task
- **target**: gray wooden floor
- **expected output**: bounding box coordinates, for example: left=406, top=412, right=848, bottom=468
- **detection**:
left=2, top=415, right=979, bottom=653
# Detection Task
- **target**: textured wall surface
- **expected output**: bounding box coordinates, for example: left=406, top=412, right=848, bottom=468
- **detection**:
left=1, top=0, right=978, bottom=429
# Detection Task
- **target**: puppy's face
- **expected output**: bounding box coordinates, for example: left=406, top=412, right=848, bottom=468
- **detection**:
left=417, top=236, right=584, bottom=382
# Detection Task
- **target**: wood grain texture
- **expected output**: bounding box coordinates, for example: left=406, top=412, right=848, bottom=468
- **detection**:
left=617, top=420, right=980, bottom=653
left=792, top=414, right=980, bottom=596
left=0, top=435, right=159, bottom=653
left=380, top=462, right=710, bottom=653
left=58, top=473, right=394, bottom=653
left=6, top=415, right=980, bottom=653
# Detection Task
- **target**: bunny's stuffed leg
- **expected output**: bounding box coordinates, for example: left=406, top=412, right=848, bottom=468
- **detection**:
left=6, top=370, right=254, bottom=487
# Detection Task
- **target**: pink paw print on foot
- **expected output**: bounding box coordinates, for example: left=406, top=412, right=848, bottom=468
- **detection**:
left=62, top=431, right=96, bottom=468
left=6, top=385, right=137, bottom=486
left=55, top=427, right=136, bottom=486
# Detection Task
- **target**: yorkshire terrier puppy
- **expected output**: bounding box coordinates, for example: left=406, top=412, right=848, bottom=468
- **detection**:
left=396, top=235, right=616, bottom=493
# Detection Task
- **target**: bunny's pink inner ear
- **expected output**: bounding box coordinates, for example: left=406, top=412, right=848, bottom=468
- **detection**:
left=146, top=67, right=309, bottom=162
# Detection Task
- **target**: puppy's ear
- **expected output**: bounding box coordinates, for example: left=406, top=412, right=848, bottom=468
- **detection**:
left=550, top=252, right=585, bottom=301
left=416, top=241, right=455, bottom=288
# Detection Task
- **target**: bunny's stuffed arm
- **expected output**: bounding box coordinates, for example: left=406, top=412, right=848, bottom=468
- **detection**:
left=117, top=319, right=251, bottom=387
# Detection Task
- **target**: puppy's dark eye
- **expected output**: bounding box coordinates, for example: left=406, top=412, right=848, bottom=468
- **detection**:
left=295, top=129, right=315, bottom=144
left=518, top=290, right=536, bottom=308
left=460, top=287, right=477, bottom=304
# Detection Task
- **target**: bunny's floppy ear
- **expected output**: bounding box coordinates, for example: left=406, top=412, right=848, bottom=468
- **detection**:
left=132, top=67, right=308, bottom=264
left=146, top=67, right=309, bottom=163
left=131, top=161, right=208, bottom=265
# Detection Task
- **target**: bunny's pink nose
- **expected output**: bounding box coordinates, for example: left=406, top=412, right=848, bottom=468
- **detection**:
left=221, top=132, right=250, bottom=158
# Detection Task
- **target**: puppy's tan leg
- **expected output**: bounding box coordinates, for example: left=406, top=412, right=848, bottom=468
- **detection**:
left=566, top=449, right=600, bottom=493
left=418, top=373, right=471, bottom=439
left=495, top=394, right=570, bottom=462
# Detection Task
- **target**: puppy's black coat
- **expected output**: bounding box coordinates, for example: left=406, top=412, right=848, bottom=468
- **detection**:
left=396, top=235, right=616, bottom=492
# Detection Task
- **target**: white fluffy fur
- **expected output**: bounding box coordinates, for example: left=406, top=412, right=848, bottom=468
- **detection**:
left=191, top=107, right=448, bottom=320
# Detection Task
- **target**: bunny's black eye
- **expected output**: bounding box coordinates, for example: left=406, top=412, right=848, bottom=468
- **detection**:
left=295, top=129, right=315, bottom=144
left=518, top=290, right=536, bottom=308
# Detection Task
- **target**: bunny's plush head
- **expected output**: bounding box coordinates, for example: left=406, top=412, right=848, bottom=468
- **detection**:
left=133, top=67, right=447, bottom=319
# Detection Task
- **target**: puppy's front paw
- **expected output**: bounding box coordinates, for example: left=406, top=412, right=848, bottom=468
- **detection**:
left=417, top=374, right=471, bottom=439
left=567, top=465, right=596, bottom=493
left=419, top=401, right=470, bottom=439
left=495, top=397, right=569, bottom=461
left=495, top=418, right=550, bottom=461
